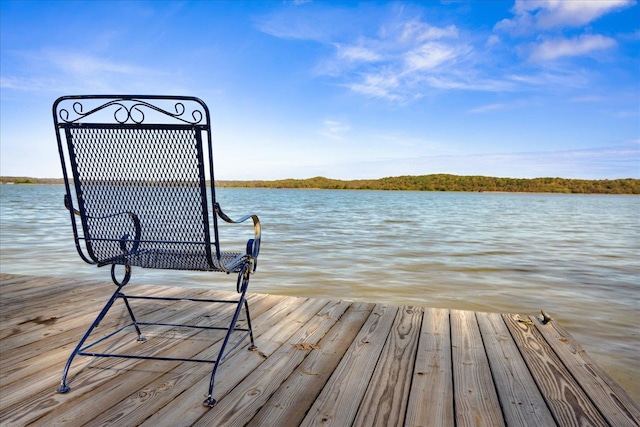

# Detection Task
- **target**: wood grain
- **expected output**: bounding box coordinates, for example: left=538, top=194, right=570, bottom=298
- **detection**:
left=2, top=274, right=638, bottom=427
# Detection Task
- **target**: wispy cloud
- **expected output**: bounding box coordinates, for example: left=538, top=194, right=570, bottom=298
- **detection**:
left=319, top=119, right=351, bottom=139
left=336, top=45, right=383, bottom=63
left=258, top=6, right=489, bottom=102
left=497, top=0, right=635, bottom=33
left=0, top=75, right=56, bottom=92
left=399, top=20, right=459, bottom=42
left=48, top=52, right=152, bottom=76
left=1, top=49, right=167, bottom=94
left=404, top=42, right=461, bottom=71
left=259, top=2, right=633, bottom=104
left=255, top=7, right=344, bottom=42
left=469, top=103, right=508, bottom=114
left=322, top=21, right=478, bottom=102
left=529, top=34, right=617, bottom=61
left=507, top=70, right=590, bottom=88
left=495, top=0, right=632, bottom=63
left=347, top=73, right=403, bottom=101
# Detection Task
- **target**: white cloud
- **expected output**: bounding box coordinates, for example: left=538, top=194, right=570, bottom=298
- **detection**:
left=529, top=34, right=617, bottom=61
left=50, top=52, right=151, bottom=76
left=0, top=76, right=49, bottom=92
left=619, top=29, right=640, bottom=41
left=404, top=42, right=459, bottom=71
left=494, top=1, right=629, bottom=64
left=336, top=45, right=383, bottom=63
left=508, top=70, right=590, bottom=88
left=530, top=0, right=633, bottom=29
left=400, top=20, right=458, bottom=42
left=569, top=95, right=608, bottom=103
left=319, top=119, right=351, bottom=139
left=347, top=73, right=399, bottom=99
left=260, top=2, right=634, bottom=103
left=469, top=103, right=507, bottom=114
left=256, top=7, right=346, bottom=42
left=326, top=21, right=474, bottom=102
left=1, top=49, right=164, bottom=94
left=498, top=0, right=634, bottom=33
left=485, top=35, right=501, bottom=47
left=421, top=75, right=471, bottom=90
left=260, top=8, right=478, bottom=103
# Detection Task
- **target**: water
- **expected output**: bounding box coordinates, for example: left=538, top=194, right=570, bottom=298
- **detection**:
left=1, top=184, right=639, bottom=401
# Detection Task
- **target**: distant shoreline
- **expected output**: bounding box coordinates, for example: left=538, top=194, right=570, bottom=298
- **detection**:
left=1, top=174, right=639, bottom=194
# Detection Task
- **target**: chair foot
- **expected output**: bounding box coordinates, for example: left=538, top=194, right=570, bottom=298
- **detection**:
left=203, top=397, right=218, bottom=408
left=56, top=384, right=70, bottom=394
left=248, top=344, right=258, bottom=351
left=136, top=336, right=147, bottom=342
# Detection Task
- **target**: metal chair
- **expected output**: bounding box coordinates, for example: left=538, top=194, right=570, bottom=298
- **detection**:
left=52, top=95, right=261, bottom=407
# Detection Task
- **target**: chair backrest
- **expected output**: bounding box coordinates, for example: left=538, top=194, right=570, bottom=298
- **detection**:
left=53, top=95, right=221, bottom=271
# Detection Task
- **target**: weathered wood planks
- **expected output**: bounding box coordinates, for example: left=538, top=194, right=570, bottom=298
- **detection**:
left=1, top=273, right=638, bottom=426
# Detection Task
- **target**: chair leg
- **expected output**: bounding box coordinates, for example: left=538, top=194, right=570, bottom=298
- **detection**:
left=120, top=293, right=146, bottom=342
left=56, top=285, right=123, bottom=393
left=203, top=265, right=255, bottom=407
left=244, top=299, right=257, bottom=351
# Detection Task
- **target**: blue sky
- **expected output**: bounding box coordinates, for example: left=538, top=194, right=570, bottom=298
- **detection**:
left=1, top=0, right=639, bottom=180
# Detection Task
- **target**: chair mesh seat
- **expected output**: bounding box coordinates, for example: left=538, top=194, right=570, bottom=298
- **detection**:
left=101, top=249, right=246, bottom=272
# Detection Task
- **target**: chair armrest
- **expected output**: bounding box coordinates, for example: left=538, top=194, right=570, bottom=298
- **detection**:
left=64, top=194, right=81, bottom=216
left=65, top=195, right=142, bottom=259
left=214, top=202, right=261, bottom=263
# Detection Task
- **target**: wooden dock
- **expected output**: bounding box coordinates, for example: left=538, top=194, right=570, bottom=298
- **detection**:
left=1, top=273, right=638, bottom=426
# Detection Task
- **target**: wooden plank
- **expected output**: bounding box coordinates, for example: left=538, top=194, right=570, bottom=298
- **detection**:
left=246, top=301, right=375, bottom=427
left=0, top=287, right=204, bottom=412
left=193, top=299, right=354, bottom=426
left=353, top=306, right=423, bottom=426
left=1, top=285, right=256, bottom=414
left=503, top=314, right=609, bottom=426
left=529, top=314, right=640, bottom=427
left=3, top=275, right=639, bottom=427
left=1, top=285, right=112, bottom=334
left=0, top=273, right=40, bottom=290
left=300, top=304, right=399, bottom=427
left=0, top=285, right=188, bottom=360
left=0, top=290, right=245, bottom=424
left=74, top=293, right=292, bottom=427
left=450, top=310, right=505, bottom=427
left=137, top=297, right=330, bottom=427
left=25, top=294, right=276, bottom=427
left=0, top=276, right=104, bottom=314
left=405, top=308, right=454, bottom=427
left=0, top=285, right=200, bottom=376
left=476, top=312, right=556, bottom=426
left=0, top=275, right=75, bottom=296
left=84, top=294, right=290, bottom=427
left=0, top=279, right=168, bottom=336
left=0, top=278, right=173, bottom=321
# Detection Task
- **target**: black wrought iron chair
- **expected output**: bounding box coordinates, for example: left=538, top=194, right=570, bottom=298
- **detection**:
left=52, top=95, right=261, bottom=407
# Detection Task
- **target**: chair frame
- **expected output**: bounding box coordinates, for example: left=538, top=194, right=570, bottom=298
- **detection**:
left=52, top=95, right=261, bottom=407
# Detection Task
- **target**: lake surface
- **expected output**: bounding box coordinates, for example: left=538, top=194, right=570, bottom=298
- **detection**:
left=1, top=184, right=638, bottom=400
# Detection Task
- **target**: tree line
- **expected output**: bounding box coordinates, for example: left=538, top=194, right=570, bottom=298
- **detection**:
left=217, top=174, right=640, bottom=194
left=2, top=174, right=639, bottom=194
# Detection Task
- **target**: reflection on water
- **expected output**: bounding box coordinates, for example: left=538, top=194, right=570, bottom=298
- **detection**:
left=1, top=184, right=639, bottom=400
